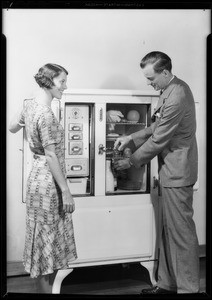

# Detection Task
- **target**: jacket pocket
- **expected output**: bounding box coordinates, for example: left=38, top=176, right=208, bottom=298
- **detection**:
left=162, top=148, right=190, bottom=180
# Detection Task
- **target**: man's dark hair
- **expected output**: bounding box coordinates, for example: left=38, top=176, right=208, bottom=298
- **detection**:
left=140, top=51, right=172, bottom=73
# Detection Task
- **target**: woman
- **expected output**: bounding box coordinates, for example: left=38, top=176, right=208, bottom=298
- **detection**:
left=9, top=63, right=77, bottom=293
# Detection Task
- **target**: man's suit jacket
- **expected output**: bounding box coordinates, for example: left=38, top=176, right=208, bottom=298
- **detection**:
left=130, top=76, right=198, bottom=187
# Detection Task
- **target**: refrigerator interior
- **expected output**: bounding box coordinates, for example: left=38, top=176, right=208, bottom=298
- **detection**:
left=105, top=103, right=151, bottom=195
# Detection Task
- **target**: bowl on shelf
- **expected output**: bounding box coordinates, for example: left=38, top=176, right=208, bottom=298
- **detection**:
left=126, top=110, right=140, bottom=123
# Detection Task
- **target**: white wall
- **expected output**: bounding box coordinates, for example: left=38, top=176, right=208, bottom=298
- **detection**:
left=3, top=9, right=210, bottom=261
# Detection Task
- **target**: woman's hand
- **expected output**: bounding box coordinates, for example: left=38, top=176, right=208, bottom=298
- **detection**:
left=62, top=189, right=75, bottom=213
left=114, top=135, right=132, bottom=151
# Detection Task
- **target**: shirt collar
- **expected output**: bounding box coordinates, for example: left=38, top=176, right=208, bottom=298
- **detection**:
left=168, top=75, right=175, bottom=85
left=160, top=75, right=175, bottom=94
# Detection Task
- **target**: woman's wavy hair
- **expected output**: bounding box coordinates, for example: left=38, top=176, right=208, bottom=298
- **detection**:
left=34, top=63, right=68, bottom=89
left=140, top=51, right=172, bottom=74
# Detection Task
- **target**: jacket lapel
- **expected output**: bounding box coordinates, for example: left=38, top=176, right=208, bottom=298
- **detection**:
left=152, top=76, right=179, bottom=116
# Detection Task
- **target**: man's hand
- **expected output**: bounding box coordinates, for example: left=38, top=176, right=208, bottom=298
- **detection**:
left=62, top=189, right=75, bottom=213
left=114, top=135, right=132, bottom=151
left=113, top=158, right=131, bottom=170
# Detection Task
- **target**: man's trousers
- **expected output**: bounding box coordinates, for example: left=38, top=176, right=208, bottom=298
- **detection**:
left=157, top=185, right=200, bottom=293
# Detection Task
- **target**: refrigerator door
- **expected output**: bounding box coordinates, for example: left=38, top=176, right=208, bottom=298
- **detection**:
left=72, top=195, right=154, bottom=261
left=95, top=103, right=106, bottom=196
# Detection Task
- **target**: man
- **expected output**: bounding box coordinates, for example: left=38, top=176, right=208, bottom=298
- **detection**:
left=114, top=51, right=199, bottom=294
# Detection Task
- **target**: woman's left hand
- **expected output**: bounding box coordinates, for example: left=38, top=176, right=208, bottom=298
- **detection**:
left=62, top=189, right=75, bottom=213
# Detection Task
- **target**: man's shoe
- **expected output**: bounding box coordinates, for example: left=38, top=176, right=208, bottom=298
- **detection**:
left=140, top=286, right=177, bottom=294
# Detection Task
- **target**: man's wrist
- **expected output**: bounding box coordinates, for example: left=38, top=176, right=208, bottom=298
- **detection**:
left=128, top=158, right=133, bottom=167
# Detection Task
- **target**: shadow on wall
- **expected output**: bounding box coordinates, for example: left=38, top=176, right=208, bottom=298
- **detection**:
left=100, top=74, right=137, bottom=90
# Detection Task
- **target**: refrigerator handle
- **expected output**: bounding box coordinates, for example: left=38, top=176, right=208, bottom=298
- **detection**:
left=98, top=144, right=106, bottom=155
left=21, top=129, right=26, bottom=203
left=99, top=107, right=103, bottom=122
left=153, top=176, right=159, bottom=189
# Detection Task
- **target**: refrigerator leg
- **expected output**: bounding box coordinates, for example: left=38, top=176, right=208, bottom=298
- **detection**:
left=52, top=268, right=73, bottom=294
left=140, top=261, right=157, bottom=286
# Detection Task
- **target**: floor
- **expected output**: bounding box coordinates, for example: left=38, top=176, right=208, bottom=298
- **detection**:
left=6, top=257, right=207, bottom=296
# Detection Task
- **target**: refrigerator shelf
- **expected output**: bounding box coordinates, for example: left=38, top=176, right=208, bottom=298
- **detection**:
left=106, top=122, right=146, bottom=125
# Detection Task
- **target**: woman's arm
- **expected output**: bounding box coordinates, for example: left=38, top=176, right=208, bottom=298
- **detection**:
left=9, top=106, right=25, bottom=133
left=44, top=144, right=75, bottom=213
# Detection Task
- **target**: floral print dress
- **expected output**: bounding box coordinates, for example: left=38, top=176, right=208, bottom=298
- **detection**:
left=19, top=99, right=77, bottom=278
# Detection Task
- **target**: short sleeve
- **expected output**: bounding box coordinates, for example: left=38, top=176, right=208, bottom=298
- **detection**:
left=37, top=109, right=62, bottom=148
left=18, top=99, right=32, bottom=126
left=18, top=107, right=26, bottom=126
